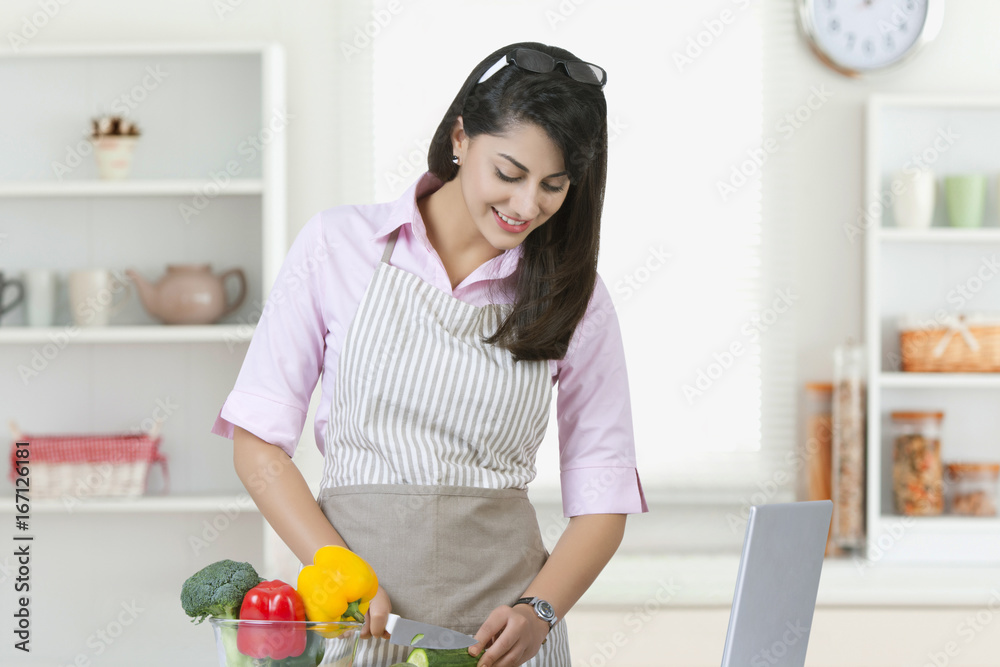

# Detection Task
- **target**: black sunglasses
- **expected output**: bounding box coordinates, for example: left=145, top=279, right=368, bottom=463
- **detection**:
left=478, top=48, right=607, bottom=90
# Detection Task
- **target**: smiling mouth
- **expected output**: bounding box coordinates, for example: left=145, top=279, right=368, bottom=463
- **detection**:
left=492, top=207, right=531, bottom=225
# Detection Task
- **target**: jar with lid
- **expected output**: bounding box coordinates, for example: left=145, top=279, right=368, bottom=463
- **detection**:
left=891, top=411, right=944, bottom=516
left=832, top=342, right=866, bottom=550
left=802, top=382, right=839, bottom=555
left=945, top=463, right=1000, bottom=517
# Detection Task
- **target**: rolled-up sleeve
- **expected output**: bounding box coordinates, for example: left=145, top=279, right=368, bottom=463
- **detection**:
left=210, top=214, right=328, bottom=458
left=556, top=275, right=649, bottom=518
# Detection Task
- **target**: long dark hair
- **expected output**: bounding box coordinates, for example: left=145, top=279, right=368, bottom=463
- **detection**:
left=427, top=41, right=608, bottom=363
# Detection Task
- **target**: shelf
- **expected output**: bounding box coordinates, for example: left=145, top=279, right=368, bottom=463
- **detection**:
left=0, top=324, right=254, bottom=344
left=878, top=228, right=1000, bottom=243
left=0, top=179, right=264, bottom=198
left=879, top=372, right=1000, bottom=388
left=879, top=514, right=1000, bottom=534
left=0, top=494, right=259, bottom=513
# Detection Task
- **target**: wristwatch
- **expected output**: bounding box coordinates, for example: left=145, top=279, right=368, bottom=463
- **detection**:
left=514, top=596, right=558, bottom=629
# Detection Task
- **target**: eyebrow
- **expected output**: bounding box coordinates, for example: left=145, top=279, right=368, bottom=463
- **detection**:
left=497, top=153, right=569, bottom=179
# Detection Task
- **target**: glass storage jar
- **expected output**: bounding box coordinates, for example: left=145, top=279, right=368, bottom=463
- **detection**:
left=802, top=382, right=838, bottom=556
left=945, top=463, right=1000, bottom=517
left=832, top=342, right=866, bottom=550
left=891, top=411, right=944, bottom=516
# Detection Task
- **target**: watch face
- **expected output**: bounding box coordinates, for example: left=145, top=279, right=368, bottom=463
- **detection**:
left=536, top=600, right=555, bottom=620
left=805, top=0, right=931, bottom=73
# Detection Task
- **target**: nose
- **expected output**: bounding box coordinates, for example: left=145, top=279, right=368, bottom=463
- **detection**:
left=511, top=183, right=542, bottom=222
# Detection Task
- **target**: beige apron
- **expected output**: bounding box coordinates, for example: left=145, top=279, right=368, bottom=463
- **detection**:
left=317, top=227, right=572, bottom=666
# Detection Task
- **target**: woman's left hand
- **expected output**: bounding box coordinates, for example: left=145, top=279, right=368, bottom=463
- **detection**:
left=467, top=604, right=550, bottom=667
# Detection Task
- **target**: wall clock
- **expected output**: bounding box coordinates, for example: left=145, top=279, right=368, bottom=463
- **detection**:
left=797, top=0, right=944, bottom=77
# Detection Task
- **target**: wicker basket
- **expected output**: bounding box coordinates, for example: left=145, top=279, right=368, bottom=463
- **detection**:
left=899, top=314, right=1000, bottom=372
left=8, top=423, right=168, bottom=499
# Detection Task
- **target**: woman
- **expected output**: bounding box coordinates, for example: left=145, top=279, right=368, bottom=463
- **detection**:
left=212, top=41, right=648, bottom=667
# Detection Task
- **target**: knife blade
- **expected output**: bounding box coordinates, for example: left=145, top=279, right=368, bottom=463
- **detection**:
left=385, top=613, right=478, bottom=649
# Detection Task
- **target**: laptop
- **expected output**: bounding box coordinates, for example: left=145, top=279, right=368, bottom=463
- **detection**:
left=719, top=500, right=833, bottom=667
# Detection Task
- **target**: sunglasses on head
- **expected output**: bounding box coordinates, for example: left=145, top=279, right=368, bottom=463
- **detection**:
left=477, top=48, right=607, bottom=90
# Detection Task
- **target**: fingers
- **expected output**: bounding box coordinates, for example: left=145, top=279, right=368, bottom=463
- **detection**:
left=470, top=606, right=541, bottom=667
left=360, top=585, right=392, bottom=640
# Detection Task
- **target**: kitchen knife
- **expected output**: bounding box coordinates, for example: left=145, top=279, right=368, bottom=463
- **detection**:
left=385, top=613, right=478, bottom=649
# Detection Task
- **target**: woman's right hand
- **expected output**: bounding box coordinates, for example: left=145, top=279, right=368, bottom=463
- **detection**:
left=360, top=584, right=392, bottom=640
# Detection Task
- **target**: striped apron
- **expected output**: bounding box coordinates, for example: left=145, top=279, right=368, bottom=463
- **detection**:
left=318, top=227, right=573, bottom=666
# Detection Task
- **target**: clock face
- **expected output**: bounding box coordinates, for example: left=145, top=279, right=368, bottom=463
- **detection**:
left=807, top=0, right=930, bottom=73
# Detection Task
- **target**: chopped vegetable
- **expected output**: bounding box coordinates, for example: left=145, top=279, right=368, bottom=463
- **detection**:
left=405, top=646, right=483, bottom=666
left=297, top=545, right=379, bottom=624
left=236, top=580, right=307, bottom=660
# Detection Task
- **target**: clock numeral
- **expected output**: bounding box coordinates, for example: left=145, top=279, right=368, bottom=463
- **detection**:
left=845, top=32, right=855, bottom=50
left=863, top=39, right=874, bottom=56
left=829, top=18, right=840, bottom=32
left=885, top=33, right=895, bottom=50
left=899, top=21, right=908, bottom=32
left=826, top=0, right=836, bottom=8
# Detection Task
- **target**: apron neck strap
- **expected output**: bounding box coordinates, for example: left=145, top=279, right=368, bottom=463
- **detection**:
left=381, top=228, right=400, bottom=264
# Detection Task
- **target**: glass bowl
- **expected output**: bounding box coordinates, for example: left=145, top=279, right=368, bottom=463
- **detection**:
left=207, top=618, right=362, bottom=667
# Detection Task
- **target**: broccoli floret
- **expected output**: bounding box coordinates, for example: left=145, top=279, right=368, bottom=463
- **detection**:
left=180, top=559, right=264, bottom=624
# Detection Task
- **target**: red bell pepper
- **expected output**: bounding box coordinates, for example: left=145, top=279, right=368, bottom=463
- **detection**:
left=237, top=579, right=307, bottom=660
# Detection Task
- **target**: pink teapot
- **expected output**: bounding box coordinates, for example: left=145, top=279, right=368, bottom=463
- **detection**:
left=125, top=264, right=246, bottom=325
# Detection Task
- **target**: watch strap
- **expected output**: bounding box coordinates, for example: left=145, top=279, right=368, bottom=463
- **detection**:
left=513, top=596, right=558, bottom=629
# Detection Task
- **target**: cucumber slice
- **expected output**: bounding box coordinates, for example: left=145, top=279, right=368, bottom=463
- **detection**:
left=411, top=633, right=425, bottom=645
left=406, top=648, right=430, bottom=667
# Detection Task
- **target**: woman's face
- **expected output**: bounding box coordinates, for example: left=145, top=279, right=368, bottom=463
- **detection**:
left=454, top=119, right=570, bottom=251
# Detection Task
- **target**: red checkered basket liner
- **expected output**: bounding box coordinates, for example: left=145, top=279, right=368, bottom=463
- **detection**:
left=8, top=431, right=169, bottom=499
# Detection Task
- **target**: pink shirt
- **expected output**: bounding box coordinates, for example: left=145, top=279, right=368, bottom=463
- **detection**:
left=212, top=171, right=648, bottom=517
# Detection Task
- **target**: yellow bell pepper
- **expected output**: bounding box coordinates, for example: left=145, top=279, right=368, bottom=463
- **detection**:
left=297, top=545, right=379, bottom=626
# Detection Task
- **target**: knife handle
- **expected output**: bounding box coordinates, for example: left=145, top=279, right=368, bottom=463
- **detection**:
left=385, top=612, right=399, bottom=634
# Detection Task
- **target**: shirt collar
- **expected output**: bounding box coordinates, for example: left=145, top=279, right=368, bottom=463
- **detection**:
left=372, top=171, right=523, bottom=282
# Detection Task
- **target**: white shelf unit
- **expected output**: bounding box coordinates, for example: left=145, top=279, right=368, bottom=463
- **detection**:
left=865, top=94, right=1000, bottom=563
left=0, top=45, right=286, bottom=510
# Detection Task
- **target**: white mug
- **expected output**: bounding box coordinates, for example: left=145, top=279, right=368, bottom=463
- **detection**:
left=23, top=269, right=57, bottom=327
left=892, top=168, right=936, bottom=229
left=68, top=269, right=132, bottom=327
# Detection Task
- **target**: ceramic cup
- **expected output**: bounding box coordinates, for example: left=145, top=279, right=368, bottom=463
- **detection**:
left=23, top=269, right=57, bottom=327
left=0, top=271, right=25, bottom=325
left=68, top=269, right=132, bottom=327
left=892, top=168, right=936, bottom=229
left=945, top=174, right=987, bottom=228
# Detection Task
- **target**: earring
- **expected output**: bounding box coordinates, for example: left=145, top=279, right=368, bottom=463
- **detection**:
left=451, top=155, right=460, bottom=165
